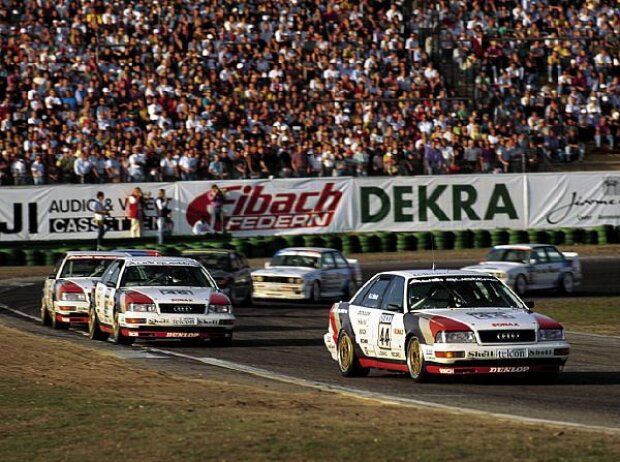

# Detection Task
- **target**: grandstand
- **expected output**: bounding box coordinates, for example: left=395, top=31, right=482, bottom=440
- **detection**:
left=0, top=0, right=618, bottom=186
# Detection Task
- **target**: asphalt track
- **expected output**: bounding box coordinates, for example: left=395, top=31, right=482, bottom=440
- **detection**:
left=1, top=256, right=619, bottom=430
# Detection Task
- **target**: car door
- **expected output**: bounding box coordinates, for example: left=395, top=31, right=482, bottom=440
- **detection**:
left=237, top=254, right=252, bottom=299
left=374, top=276, right=407, bottom=361
left=320, top=252, right=339, bottom=296
left=43, top=258, right=63, bottom=309
left=332, top=251, right=352, bottom=295
left=348, top=276, right=393, bottom=359
left=544, top=246, right=567, bottom=287
left=531, top=247, right=554, bottom=288
left=96, top=260, right=122, bottom=325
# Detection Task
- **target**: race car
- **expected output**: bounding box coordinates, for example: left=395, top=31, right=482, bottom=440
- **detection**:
left=461, top=244, right=582, bottom=296
left=90, top=256, right=234, bottom=345
left=181, top=249, right=252, bottom=305
left=251, top=247, right=362, bottom=303
left=41, top=251, right=125, bottom=329
left=324, top=270, right=570, bottom=382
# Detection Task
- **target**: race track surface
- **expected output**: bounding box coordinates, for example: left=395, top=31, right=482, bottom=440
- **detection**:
left=1, top=257, right=619, bottom=429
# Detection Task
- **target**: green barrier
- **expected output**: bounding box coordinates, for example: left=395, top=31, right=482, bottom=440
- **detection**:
left=414, top=232, right=432, bottom=250
left=396, top=233, right=416, bottom=252
left=584, top=229, right=598, bottom=245
left=271, top=236, right=288, bottom=252
left=560, top=228, right=574, bottom=245
left=508, top=230, right=528, bottom=245
left=342, top=235, right=361, bottom=254
left=550, top=229, right=564, bottom=245
left=596, top=225, right=614, bottom=245
left=473, top=230, right=491, bottom=248
left=453, top=230, right=472, bottom=249
left=284, top=235, right=304, bottom=248
left=325, top=235, right=342, bottom=251
left=303, top=235, right=325, bottom=248
left=490, top=229, right=508, bottom=246
left=358, top=234, right=381, bottom=253
left=432, top=231, right=453, bottom=250
left=376, top=232, right=396, bottom=252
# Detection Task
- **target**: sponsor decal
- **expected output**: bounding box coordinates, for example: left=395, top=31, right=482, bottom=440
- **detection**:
left=529, top=349, right=553, bottom=357
left=467, top=312, right=515, bottom=320
left=172, top=306, right=193, bottom=313
left=161, top=289, right=194, bottom=295
left=358, top=329, right=367, bottom=335
left=165, top=332, right=200, bottom=338
left=468, top=350, right=495, bottom=359
left=379, top=313, right=394, bottom=324
left=496, top=331, right=521, bottom=341
left=492, top=322, right=519, bottom=327
left=334, top=308, right=349, bottom=314
left=359, top=338, right=368, bottom=344
left=489, top=367, right=530, bottom=373
left=357, top=318, right=368, bottom=327
left=186, top=183, right=343, bottom=231
left=393, top=328, right=404, bottom=335
left=390, top=352, right=400, bottom=358
left=378, top=313, right=394, bottom=349
left=357, top=310, right=371, bottom=316
left=368, top=293, right=379, bottom=301
left=439, top=368, right=455, bottom=374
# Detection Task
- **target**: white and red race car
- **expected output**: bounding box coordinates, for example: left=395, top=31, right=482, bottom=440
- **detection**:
left=90, top=256, right=234, bottom=345
left=324, top=270, right=570, bottom=382
left=41, top=251, right=125, bottom=329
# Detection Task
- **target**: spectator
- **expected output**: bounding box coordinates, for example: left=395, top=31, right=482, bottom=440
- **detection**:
left=192, top=216, right=212, bottom=236
left=155, top=189, right=172, bottom=246
left=74, top=152, right=93, bottom=184
left=206, top=184, right=225, bottom=234
left=31, top=154, right=46, bottom=185
left=93, top=191, right=110, bottom=250
left=127, top=187, right=145, bottom=238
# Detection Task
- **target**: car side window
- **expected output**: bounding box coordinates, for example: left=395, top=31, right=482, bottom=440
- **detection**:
left=533, top=248, right=549, bottom=263
left=333, top=252, right=349, bottom=268
left=230, top=255, right=240, bottom=271
left=240, top=256, right=249, bottom=269
left=360, top=278, right=391, bottom=309
left=100, top=260, right=120, bottom=286
left=545, top=247, right=564, bottom=263
left=321, top=252, right=336, bottom=269
left=381, top=276, right=405, bottom=312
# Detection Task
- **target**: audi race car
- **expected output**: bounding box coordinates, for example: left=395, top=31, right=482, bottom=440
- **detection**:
left=90, top=256, right=234, bottom=345
left=251, top=247, right=362, bottom=303
left=461, top=244, right=582, bottom=296
left=41, top=251, right=125, bottom=329
left=324, top=270, right=570, bottom=382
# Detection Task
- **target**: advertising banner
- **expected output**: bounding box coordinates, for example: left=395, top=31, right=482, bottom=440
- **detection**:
left=353, top=175, right=526, bottom=232
left=528, top=173, right=620, bottom=228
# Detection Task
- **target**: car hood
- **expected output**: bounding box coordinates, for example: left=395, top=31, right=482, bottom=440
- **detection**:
left=63, top=277, right=100, bottom=294
left=461, top=262, right=525, bottom=272
left=121, top=286, right=217, bottom=304
left=252, top=267, right=317, bottom=278
left=205, top=269, right=232, bottom=279
left=418, top=307, right=539, bottom=331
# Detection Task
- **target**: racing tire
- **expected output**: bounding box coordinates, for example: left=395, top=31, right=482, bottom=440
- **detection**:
left=113, top=310, right=134, bottom=346
left=88, top=306, right=108, bottom=341
left=311, top=281, right=321, bottom=303
left=50, top=309, right=69, bottom=330
left=559, top=273, right=575, bottom=295
left=40, top=300, right=51, bottom=327
left=337, top=331, right=369, bottom=377
left=406, top=337, right=428, bottom=383
left=514, top=274, right=528, bottom=297
left=210, top=335, right=233, bottom=347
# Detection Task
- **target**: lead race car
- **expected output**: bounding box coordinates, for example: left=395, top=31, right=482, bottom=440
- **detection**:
left=461, top=244, right=581, bottom=296
left=324, top=270, right=570, bottom=382
left=41, top=251, right=127, bottom=329
left=251, top=247, right=362, bottom=302
left=90, top=256, right=234, bottom=345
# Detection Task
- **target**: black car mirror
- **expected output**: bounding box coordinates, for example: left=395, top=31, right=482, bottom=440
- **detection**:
left=387, top=303, right=402, bottom=312
left=524, top=300, right=535, bottom=310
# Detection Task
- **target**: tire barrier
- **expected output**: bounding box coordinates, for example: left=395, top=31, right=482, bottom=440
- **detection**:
left=490, top=229, right=509, bottom=246
left=454, top=230, right=473, bottom=249
left=473, top=230, right=491, bottom=249
left=508, top=230, right=528, bottom=245
left=415, top=232, right=432, bottom=251
left=396, top=233, right=416, bottom=252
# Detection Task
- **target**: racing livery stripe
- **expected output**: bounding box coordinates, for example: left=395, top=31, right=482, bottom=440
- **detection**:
left=359, top=358, right=408, bottom=372
left=428, top=315, right=471, bottom=338
left=417, top=317, right=435, bottom=344
left=533, top=313, right=563, bottom=330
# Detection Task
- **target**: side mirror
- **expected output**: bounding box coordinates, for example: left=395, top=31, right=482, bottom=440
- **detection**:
left=387, top=303, right=402, bottom=312
left=264, top=262, right=271, bottom=268
left=524, top=300, right=535, bottom=310
left=529, top=258, right=537, bottom=265
left=47, top=274, right=56, bottom=279
left=105, top=280, right=116, bottom=288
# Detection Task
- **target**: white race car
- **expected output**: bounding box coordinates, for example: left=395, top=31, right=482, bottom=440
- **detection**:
left=461, top=244, right=582, bottom=296
left=41, top=251, right=125, bottom=329
left=251, top=247, right=362, bottom=302
left=324, top=270, right=570, bottom=382
left=90, top=256, right=234, bottom=345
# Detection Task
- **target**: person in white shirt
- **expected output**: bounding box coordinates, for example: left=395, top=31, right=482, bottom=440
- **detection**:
left=74, top=152, right=93, bottom=183
left=160, top=152, right=179, bottom=181
left=192, top=217, right=213, bottom=235
left=105, top=152, right=121, bottom=183
left=31, top=154, right=46, bottom=185
left=127, top=148, right=145, bottom=182
left=11, top=156, right=28, bottom=185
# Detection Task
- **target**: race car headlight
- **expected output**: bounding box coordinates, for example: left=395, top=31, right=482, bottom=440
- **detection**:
left=288, top=277, right=303, bottom=284
left=435, top=331, right=476, bottom=343
left=538, top=329, right=565, bottom=341
left=60, top=292, right=87, bottom=302
left=127, top=303, right=156, bottom=312
left=253, top=275, right=265, bottom=282
left=208, top=304, right=233, bottom=314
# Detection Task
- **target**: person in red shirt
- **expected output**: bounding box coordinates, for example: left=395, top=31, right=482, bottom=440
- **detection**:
left=127, top=187, right=145, bottom=238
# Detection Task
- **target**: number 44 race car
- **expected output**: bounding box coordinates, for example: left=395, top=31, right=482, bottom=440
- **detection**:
left=324, top=270, right=570, bottom=382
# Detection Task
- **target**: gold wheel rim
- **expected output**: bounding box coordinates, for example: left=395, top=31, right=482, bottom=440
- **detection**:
left=338, top=335, right=353, bottom=371
left=89, top=309, right=95, bottom=334
left=408, top=340, right=422, bottom=376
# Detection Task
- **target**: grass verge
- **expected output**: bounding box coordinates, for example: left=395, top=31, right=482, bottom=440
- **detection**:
left=0, top=322, right=619, bottom=462
left=535, top=297, right=620, bottom=336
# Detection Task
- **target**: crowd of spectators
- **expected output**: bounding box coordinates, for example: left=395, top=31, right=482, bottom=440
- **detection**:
left=0, top=0, right=619, bottom=186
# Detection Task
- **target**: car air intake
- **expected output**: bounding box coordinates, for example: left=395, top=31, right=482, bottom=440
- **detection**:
left=478, top=330, right=536, bottom=343
left=158, top=304, right=206, bottom=314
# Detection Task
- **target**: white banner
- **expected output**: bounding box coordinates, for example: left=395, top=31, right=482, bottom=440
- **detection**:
left=528, top=172, right=620, bottom=228
left=0, top=173, right=618, bottom=242
left=353, top=175, right=526, bottom=232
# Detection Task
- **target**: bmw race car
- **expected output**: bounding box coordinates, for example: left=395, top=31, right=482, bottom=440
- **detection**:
left=41, top=251, right=126, bottom=329
left=324, top=270, right=570, bottom=382
left=461, top=244, right=582, bottom=296
left=90, top=256, right=234, bottom=345
left=251, top=247, right=362, bottom=302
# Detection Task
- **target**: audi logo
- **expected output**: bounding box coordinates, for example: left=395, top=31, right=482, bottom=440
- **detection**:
left=497, top=332, right=520, bottom=340
left=173, top=306, right=192, bottom=313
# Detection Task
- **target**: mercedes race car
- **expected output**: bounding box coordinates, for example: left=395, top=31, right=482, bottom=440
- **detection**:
left=90, top=256, right=234, bottom=345
left=461, top=244, right=582, bottom=295
left=324, top=270, right=570, bottom=382
left=251, top=247, right=362, bottom=302
left=41, top=251, right=125, bottom=329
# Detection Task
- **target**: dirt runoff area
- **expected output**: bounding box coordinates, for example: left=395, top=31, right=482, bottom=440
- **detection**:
left=0, top=320, right=618, bottom=462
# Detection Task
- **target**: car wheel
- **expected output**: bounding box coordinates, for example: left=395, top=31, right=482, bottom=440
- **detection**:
left=311, top=281, right=321, bottom=303
left=406, top=337, right=427, bottom=383
left=40, top=300, right=51, bottom=326
left=514, top=274, right=527, bottom=296
left=88, top=306, right=108, bottom=341
left=113, top=310, right=134, bottom=346
left=50, top=308, right=69, bottom=330
left=560, top=273, right=575, bottom=294
left=337, top=331, right=369, bottom=377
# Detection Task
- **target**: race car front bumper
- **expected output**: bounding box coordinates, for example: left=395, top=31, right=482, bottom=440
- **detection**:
left=118, top=312, right=234, bottom=339
left=252, top=282, right=309, bottom=300
left=53, top=302, right=89, bottom=324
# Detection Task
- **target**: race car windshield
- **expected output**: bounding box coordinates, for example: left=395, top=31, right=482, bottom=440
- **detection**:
left=190, top=254, right=231, bottom=271
left=60, top=259, right=115, bottom=278
left=270, top=254, right=320, bottom=268
left=122, top=265, right=215, bottom=288
left=485, top=248, right=529, bottom=264
left=408, top=278, right=525, bottom=310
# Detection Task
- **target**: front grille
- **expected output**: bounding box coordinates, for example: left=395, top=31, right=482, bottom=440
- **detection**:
left=158, top=303, right=206, bottom=314
left=478, top=330, right=536, bottom=343
left=258, top=276, right=300, bottom=284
